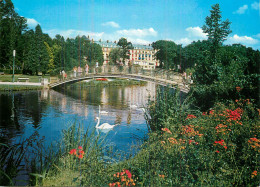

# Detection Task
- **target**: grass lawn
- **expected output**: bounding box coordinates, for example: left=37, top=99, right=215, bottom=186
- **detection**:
left=0, top=84, right=43, bottom=91
left=0, top=74, right=50, bottom=83
left=0, top=74, right=57, bottom=83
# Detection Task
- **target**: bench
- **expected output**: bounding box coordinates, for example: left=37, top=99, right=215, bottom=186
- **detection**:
left=0, top=72, right=4, bottom=75
left=18, top=78, right=29, bottom=82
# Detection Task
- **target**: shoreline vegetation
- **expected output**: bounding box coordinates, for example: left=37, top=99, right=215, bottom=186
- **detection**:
left=0, top=74, right=48, bottom=91
left=1, top=1, right=259, bottom=186
left=34, top=88, right=260, bottom=186
left=1, top=87, right=259, bottom=186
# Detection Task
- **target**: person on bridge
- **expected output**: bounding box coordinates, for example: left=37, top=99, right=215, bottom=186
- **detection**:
left=85, top=64, right=89, bottom=75
left=73, top=66, right=77, bottom=77
left=62, top=70, right=65, bottom=80
left=77, top=66, right=82, bottom=76
left=95, top=62, right=99, bottom=74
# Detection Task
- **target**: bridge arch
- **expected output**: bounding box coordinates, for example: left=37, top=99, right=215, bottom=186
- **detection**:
left=49, top=73, right=189, bottom=93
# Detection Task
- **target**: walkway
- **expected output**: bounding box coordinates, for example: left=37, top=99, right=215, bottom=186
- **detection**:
left=50, top=66, right=190, bottom=93
left=0, top=82, right=41, bottom=86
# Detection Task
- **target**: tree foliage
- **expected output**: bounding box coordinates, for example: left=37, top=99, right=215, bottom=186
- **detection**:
left=0, top=0, right=104, bottom=74
left=152, top=40, right=182, bottom=70
left=109, top=48, right=122, bottom=65
left=202, top=3, right=232, bottom=57
left=117, top=38, right=133, bottom=64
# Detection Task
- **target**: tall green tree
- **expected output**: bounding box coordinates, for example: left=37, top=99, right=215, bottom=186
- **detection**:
left=117, top=38, right=133, bottom=64
left=195, top=4, right=232, bottom=84
left=88, top=43, right=104, bottom=67
left=202, top=3, right=232, bottom=57
left=44, top=42, right=55, bottom=75
left=152, top=40, right=182, bottom=70
left=183, top=40, right=210, bottom=70
left=109, top=48, right=122, bottom=65
left=34, top=24, right=49, bottom=74
left=0, top=0, right=27, bottom=68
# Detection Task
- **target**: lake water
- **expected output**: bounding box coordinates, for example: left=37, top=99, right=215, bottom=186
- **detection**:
left=0, top=80, right=157, bottom=154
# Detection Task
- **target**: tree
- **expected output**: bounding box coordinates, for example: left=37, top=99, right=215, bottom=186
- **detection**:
left=202, top=3, right=231, bottom=57
left=87, top=43, right=104, bottom=67
left=34, top=24, right=49, bottom=74
left=194, top=4, right=232, bottom=84
left=44, top=42, right=55, bottom=75
left=117, top=38, right=133, bottom=64
left=0, top=0, right=27, bottom=68
left=183, top=40, right=210, bottom=70
left=109, top=48, right=122, bottom=65
left=152, top=40, right=182, bottom=70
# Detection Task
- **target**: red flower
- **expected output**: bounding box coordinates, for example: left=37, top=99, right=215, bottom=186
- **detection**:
left=78, top=146, right=83, bottom=150
left=216, top=150, right=220, bottom=153
left=124, top=169, right=132, bottom=179
left=227, top=109, right=242, bottom=121
left=78, top=150, right=85, bottom=155
left=69, top=149, right=77, bottom=155
left=78, top=154, right=83, bottom=159
left=109, top=183, right=116, bottom=187
left=236, top=86, right=242, bottom=92
left=224, top=146, right=227, bottom=149
left=252, top=170, right=257, bottom=176
left=186, top=114, right=197, bottom=119
left=189, top=140, right=194, bottom=144
left=250, top=138, right=258, bottom=142
left=202, top=112, right=206, bottom=116
left=161, top=128, right=172, bottom=134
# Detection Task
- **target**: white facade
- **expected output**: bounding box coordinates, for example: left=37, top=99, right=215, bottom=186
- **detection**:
left=95, top=41, right=159, bottom=69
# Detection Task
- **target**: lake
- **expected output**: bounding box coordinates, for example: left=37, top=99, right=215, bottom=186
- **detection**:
left=0, top=80, right=157, bottom=155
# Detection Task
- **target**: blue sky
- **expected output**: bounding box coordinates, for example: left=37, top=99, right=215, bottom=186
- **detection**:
left=13, top=0, right=260, bottom=49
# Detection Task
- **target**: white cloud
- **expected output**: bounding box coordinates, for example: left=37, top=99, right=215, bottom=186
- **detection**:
left=233, top=5, right=248, bottom=14
left=43, top=28, right=153, bottom=45
left=44, top=29, right=104, bottom=39
left=26, top=18, right=39, bottom=28
left=127, top=38, right=151, bottom=45
left=251, top=1, right=260, bottom=10
left=116, top=28, right=157, bottom=37
left=226, top=34, right=259, bottom=45
left=101, top=21, right=120, bottom=28
left=175, top=38, right=193, bottom=46
left=186, top=26, right=207, bottom=39
left=174, top=26, right=207, bottom=46
left=255, top=33, right=260, bottom=38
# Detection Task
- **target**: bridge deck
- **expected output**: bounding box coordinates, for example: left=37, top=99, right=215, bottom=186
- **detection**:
left=49, top=73, right=190, bottom=93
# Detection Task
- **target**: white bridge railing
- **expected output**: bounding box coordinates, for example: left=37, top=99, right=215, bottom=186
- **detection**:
left=49, top=65, right=191, bottom=92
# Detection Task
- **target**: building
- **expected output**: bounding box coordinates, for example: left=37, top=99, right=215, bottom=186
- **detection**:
left=95, top=40, right=159, bottom=70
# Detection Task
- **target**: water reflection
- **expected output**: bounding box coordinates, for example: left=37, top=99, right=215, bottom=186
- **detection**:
left=0, top=81, right=157, bottom=153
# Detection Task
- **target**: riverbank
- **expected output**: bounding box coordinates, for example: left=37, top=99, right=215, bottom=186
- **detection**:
left=0, top=83, right=43, bottom=91
left=20, top=88, right=259, bottom=186
left=0, top=74, right=51, bottom=91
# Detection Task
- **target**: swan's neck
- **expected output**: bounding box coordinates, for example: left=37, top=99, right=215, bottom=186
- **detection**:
left=95, top=117, right=100, bottom=128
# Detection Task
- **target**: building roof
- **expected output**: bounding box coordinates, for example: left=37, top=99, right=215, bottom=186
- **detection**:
left=95, top=41, right=153, bottom=50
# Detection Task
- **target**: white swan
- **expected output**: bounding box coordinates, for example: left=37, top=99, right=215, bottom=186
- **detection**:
left=99, top=105, right=108, bottom=115
left=95, top=117, right=115, bottom=129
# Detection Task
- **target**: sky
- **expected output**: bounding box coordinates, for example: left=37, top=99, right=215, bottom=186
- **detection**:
left=12, top=0, right=260, bottom=49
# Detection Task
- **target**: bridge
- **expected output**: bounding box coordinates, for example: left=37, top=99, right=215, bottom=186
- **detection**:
left=49, top=66, right=191, bottom=93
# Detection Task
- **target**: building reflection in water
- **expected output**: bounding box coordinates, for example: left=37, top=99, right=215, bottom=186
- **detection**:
left=48, top=81, right=156, bottom=125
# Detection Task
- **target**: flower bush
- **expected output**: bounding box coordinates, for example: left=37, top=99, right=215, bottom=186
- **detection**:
left=30, top=88, right=259, bottom=186
left=108, top=169, right=136, bottom=187
left=69, top=146, right=85, bottom=159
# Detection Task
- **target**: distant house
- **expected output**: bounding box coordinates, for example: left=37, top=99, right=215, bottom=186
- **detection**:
left=95, top=40, right=159, bottom=70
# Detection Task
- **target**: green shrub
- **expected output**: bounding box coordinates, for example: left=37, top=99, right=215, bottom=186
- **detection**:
left=145, top=86, right=195, bottom=132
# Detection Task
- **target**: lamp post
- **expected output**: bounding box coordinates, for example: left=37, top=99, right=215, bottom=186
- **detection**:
left=12, top=50, right=16, bottom=82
